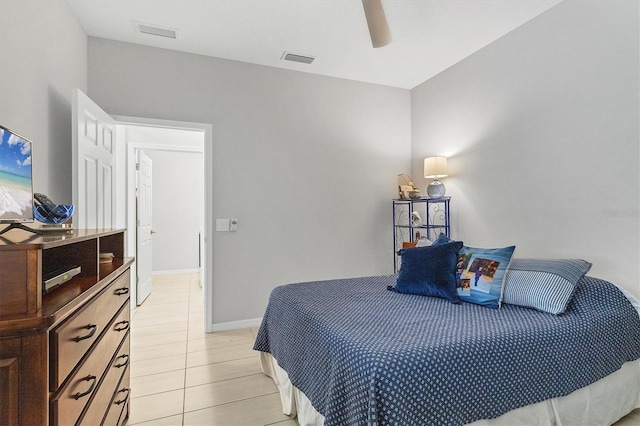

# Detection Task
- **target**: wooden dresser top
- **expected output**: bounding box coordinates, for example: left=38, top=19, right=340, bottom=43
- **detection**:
left=0, top=228, right=125, bottom=250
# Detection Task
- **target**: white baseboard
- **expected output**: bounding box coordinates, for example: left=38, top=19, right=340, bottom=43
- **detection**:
left=207, top=317, right=263, bottom=332
left=153, top=268, right=200, bottom=275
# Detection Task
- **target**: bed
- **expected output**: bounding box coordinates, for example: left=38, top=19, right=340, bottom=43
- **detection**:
left=253, top=271, right=640, bottom=425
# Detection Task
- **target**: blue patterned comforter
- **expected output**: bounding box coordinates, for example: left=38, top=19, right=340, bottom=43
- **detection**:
left=253, top=275, right=640, bottom=425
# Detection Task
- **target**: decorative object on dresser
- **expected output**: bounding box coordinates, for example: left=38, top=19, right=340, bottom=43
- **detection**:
left=33, top=192, right=75, bottom=230
left=392, top=197, right=450, bottom=273
left=424, top=156, right=448, bottom=198
left=397, top=174, right=421, bottom=199
left=0, top=229, right=134, bottom=426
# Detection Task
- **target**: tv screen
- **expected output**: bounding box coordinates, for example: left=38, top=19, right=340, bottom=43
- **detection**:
left=0, top=125, right=34, bottom=223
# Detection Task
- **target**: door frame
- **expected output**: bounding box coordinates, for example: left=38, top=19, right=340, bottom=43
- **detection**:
left=114, top=115, right=213, bottom=331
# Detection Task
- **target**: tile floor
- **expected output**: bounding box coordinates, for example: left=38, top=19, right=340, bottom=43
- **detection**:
left=128, top=272, right=295, bottom=426
left=128, top=273, right=640, bottom=426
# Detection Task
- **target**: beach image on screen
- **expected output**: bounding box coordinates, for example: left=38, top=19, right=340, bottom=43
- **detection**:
left=0, top=127, right=33, bottom=221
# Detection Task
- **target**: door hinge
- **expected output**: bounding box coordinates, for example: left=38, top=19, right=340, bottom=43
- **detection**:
left=137, top=219, right=140, bottom=226
left=136, top=163, right=140, bottom=171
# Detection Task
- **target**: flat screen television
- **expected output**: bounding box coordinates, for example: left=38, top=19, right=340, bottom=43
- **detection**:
left=0, top=125, right=34, bottom=223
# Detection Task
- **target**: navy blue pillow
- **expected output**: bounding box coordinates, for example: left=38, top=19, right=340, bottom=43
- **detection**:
left=391, top=241, right=463, bottom=304
left=432, top=232, right=452, bottom=246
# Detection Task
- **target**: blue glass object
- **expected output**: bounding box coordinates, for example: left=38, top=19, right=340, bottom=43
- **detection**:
left=33, top=204, right=74, bottom=224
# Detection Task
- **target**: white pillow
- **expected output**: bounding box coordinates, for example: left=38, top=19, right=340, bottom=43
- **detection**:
left=415, top=238, right=433, bottom=247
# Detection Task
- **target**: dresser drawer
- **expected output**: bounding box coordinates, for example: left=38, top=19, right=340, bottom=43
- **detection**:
left=79, top=333, right=130, bottom=426
left=101, top=370, right=130, bottom=426
left=50, top=303, right=130, bottom=426
left=50, top=270, right=130, bottom=390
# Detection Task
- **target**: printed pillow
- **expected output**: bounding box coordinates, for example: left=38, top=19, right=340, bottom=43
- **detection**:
left=391, top=241, right=463, bottom=304
left=455, top=245, right=516, bottom=309
left=503, top=259, right=592, bottom=314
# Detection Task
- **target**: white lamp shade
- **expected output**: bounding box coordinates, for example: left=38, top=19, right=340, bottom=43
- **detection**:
left=424, top=156, right=448, bottom=179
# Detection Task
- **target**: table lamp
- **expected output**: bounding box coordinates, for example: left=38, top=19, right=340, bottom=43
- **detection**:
left=424, top=156, right=448, bottom=198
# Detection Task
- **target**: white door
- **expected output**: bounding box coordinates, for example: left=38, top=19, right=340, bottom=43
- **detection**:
left=136, top=151, right=153, bottom=304
left=72, top=89, right=116, bottom=229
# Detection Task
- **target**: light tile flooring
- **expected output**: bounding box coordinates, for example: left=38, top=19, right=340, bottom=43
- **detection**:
left=128, top=273, right=295, bottom=426
left=129, top=273, right=640, bottom=426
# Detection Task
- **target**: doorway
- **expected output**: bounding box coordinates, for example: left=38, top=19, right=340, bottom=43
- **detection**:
left=114, top=116, right=213, bottom=331
left=136, top=148, right=204, bottom=303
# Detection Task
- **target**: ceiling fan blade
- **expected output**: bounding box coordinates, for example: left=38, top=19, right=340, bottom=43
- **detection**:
left=362, top=0, right=392, bottom=48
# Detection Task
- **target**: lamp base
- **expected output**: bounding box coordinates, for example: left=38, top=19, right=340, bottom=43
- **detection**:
left=427, top=180, right=446, bottom=198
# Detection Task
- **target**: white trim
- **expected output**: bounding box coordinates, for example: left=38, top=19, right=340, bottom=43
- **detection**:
left=129, top=143, right=202, bottom=153
left=113, top=115, right=205, bottom=131
left=153, top=269, right=200, bottom=275
left=210, top=317, right=263, bottom=332
left=112, top=115, right=214, bottom=334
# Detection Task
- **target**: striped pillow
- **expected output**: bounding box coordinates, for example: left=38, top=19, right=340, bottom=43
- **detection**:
left=503, top=259, right=592, bottom=314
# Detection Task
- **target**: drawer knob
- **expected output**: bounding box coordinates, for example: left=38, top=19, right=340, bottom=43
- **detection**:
left=114, top=287, right=129, bottom=295
left=72, top=375, right=97, bottom=400
left=114, top=320, right=129, bottom=332
left=114, top=388, right=130, bottom=405
left=114, top=354, right=129, bottom=368
left=73, top=324, right=98, bottom=342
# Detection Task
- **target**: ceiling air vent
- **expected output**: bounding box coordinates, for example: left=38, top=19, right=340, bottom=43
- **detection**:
left=136, top=22, right=178, bottom=39
left=281, top=52, right=315, bottom=64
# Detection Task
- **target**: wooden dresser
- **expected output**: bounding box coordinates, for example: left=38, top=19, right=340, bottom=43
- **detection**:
left=0, top=229, right=134, bottom=425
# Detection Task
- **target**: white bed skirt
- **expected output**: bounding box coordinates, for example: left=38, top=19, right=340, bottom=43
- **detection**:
left=260, top=352, right=640, bottom=426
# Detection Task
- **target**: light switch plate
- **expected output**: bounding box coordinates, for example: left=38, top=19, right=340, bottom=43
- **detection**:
left=216, top=219, right=230, bottom=232
left=230, top=218, right=238, bottom=232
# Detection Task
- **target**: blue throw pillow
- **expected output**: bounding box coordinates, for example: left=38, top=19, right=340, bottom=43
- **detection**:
left=432, top=232, right=452, bottom=246
left=503, top=258, right=592, bottom=314
left=455, top=245, right=516, bottom=309
left=391, top=241, right=463, bottom=304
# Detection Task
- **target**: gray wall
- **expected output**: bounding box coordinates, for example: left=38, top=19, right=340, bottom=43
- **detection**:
left=0, top=0, right=87, bottom=203
left=411, top=0, right=639, bottom=295
left=88, top=38, right=411, bottom=324
left=9, top=0, right=634, bottom=326
left=144, top=150, right=204, bottom=273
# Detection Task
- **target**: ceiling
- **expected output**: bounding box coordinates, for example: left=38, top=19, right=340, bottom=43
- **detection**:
left=67, top=0, right=562, bottom=89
